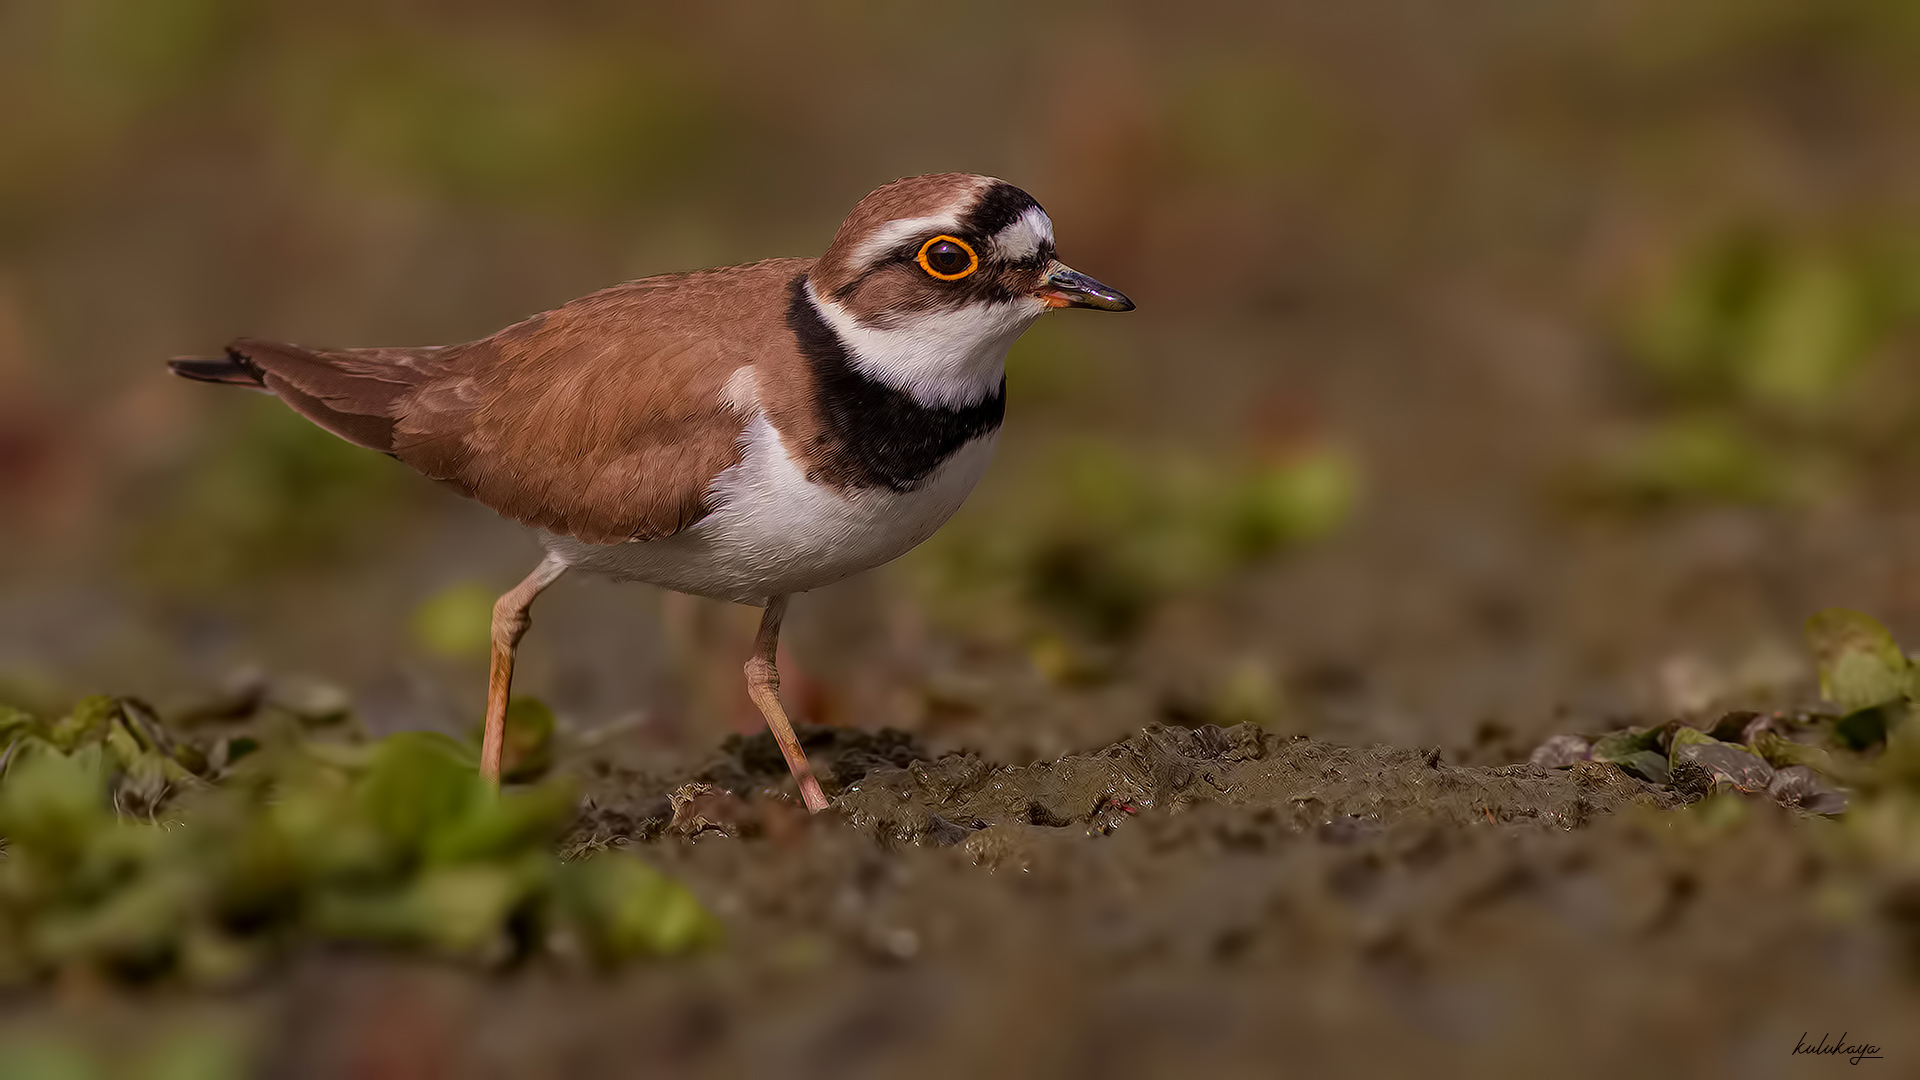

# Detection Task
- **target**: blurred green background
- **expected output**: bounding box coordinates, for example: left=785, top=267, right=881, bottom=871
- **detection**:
left=6, top=0, right=1920, bottom=771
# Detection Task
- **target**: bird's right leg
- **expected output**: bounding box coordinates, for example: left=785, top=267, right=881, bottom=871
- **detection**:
left=744, top=595, right=830, bottom=813
left=481, top=555, right=567, bottom=787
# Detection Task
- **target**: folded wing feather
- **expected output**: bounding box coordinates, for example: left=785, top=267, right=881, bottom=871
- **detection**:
left=171, top=257, right=810, bottom=545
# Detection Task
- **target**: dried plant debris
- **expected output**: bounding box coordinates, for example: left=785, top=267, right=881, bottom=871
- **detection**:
left=0, top=694, right=717, bottom=987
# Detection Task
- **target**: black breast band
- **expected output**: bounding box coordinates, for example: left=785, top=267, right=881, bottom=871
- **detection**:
left=785, top=276, right=1005, bottom=492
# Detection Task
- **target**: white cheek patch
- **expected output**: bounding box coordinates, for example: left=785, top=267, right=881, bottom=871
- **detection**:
left=991, top=207, right=1054, bottom=262
left=805, top=280, right=1045, bottom=409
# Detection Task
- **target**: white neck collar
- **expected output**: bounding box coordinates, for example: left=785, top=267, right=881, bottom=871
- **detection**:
left=803, top=279, right=1044, bottom=409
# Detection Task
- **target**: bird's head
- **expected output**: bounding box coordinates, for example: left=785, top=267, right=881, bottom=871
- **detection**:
left=803, top=173, right=1133, bottom=407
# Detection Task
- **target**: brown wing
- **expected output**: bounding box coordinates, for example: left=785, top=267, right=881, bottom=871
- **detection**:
left=199, top=257, right=811, bottom=546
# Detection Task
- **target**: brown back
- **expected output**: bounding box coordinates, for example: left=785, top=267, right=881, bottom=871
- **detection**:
left=229, top=257, right=810, bottom=545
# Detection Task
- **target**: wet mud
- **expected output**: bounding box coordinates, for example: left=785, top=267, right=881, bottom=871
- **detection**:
left=214, top=725, right=1910, bottom=1078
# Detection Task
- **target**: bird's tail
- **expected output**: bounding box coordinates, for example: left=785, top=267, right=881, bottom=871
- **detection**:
left=166, top=338, right=426, bottom=454
left=167, top=348, right=267, bottom=387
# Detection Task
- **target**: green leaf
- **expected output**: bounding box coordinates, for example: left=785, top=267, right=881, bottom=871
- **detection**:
left=0, top=749, right=111, bottom=854
left=559, top=853, right=721, bottom=963
left=0, top=704, right=41, bottom=745
left=219, top=735, right=260, bottom=768
left=405, top=863, right=532, bottom=953
left=176, top=924, right=260, bottom=989
left=314, top=862, right=534, bottom=955
left=1749, top=730, right=1842, bottom=777
left=0, top=733, right=59, bottom=777
left=0, top=685, right=713, bottom=984
left=1834, top=704, right=1896, bottom=751
left=1631, top=229, right=1767, bottom=393
left=306, top=888, right=422, bottom=945
left=426, top=778, right=576, bottom=865
left=500, top=697, right=555, bottom=783
left=1607, top=415, right=1784, bottom=506
left=411, top=582, right=499, bottom=660
left=116, top=750, right=181, bottom=814
left=103, top=721, right=144, bottom=771
left=1805, top=608, right=1911, bottom=711
left=49, top=696, right=118, bottom=753
left=28, top=869, right=193, bottom=971
left=170, top=741, right=209, bottom=776
left=1614, top=750, right=1672, bottom=786
left=241, top=778, right=391, bottom=897
left=1668, top=726, right=1714, bottom=750
left=1743, top=255, right=1869, bottom=409
left=1591, top=726, right=1663, bottom=758
left=1218, top=448, right=1359, bottom=559
left=356, top=732, right=488, bottom=854
left=1590, top=726, right=1671, bottom=783
left=299, top=738, right=376, bottom=772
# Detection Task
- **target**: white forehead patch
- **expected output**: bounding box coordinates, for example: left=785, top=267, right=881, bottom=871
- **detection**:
left=991, top=207, right=1054, bottom=261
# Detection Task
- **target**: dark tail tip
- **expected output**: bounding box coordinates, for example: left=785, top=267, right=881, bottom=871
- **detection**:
left=168, top=348, right=266, bottom=387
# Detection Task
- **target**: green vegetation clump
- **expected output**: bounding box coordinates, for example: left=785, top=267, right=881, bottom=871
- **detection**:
left=128, top=398, right=407, bottom=594
left=412, top=581, right=502, bottom=660
left=1540, top=608, right=1920, bottom=852
left=0, top=694, right=716, bottom=987
left=1631, top=231, right=1904, bottom=413
left=1577, top=229, right=1920, bottom=509
left=923, top=439, right=1358, bottom=647
left=1798, top=610, right=1920, bottom=876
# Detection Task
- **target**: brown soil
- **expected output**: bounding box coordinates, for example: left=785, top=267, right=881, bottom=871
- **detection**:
left=87, top=724, right=1900, bottom=1079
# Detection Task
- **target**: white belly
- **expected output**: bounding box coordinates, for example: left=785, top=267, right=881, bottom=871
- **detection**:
left=541, top=414, right=997, bottom=604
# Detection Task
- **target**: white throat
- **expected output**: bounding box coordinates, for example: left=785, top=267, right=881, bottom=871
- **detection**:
left=804, top=279, right=1044, bottom=409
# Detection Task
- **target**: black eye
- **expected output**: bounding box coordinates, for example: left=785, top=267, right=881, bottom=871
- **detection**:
left=916, top=235, right=978, bottom=280
left=925, top=242, right=969, bottom=274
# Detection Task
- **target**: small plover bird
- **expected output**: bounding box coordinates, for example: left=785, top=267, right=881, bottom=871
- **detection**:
left=169, top=173, right=1134, bottom=811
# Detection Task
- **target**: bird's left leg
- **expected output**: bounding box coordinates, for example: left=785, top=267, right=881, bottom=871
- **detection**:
left=481, top=555, right=567, bottom=787
left=743, top=595, right=830, bottom=812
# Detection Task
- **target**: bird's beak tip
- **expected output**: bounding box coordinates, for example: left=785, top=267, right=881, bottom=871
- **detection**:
left=1036, top=263, right=1135, bottom=312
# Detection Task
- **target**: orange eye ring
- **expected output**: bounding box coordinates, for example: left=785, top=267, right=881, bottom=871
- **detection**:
left=916, top=235, right=979, bottom=280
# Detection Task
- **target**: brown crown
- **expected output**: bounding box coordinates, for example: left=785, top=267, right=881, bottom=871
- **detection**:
left=808, top=173, right=1001, bottom=294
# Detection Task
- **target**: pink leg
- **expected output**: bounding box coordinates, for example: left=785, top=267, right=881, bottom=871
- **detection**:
left=743, top=596, right=830, bottom=812
left=481, top=557, right=565, bottom=787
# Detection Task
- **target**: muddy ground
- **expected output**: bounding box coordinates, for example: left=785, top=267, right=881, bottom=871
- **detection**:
left=16, top=716, right=1909, bottom=1080
left=438, top=733, right=1917, bottom=1078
